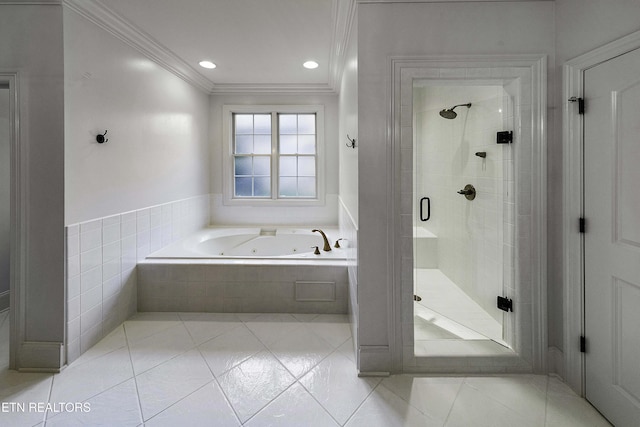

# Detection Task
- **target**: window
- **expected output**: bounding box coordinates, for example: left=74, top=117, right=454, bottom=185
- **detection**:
left=224, top=105, right=324, bottom=205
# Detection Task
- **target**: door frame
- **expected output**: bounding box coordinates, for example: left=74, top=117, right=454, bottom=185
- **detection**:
left=390, top=55, right=547, bottom=373
left=563, top=29, right=640, bottom=395
left=0, top=72, right=24, bottom=370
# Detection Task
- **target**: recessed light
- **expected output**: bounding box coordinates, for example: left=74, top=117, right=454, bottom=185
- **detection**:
left=303, top=61, right=319, bottom=69
left=199, top=60, right=216, bottom=69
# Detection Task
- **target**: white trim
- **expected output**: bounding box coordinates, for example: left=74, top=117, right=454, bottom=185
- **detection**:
left=17, top=342, right=64, bottom=373
left=222, top=105, right=326, bottom=207
left=1, top=72, right=24, bottom=371
left=0, top=291, right=8, bottom=312
left=548, top=346, right=565, bottom=379
left=357, top=0, right=552, bottom=2
left=390, top=55, right=547, bottom=373
left=563, top=28, right=640, bottom=396
left=210, top=83, right=337, bottom=95
left=0, top=0, right=60, bottom=3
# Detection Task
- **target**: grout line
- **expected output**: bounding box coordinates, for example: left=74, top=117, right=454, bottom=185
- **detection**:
left=42, top=370, right=56, bottom=425
left=340, top=378, right=381, bottom=426
left=542, top=373, right=550, bottom=426
left=187, top=317, right=243, bottom=426
left=122, top=320, right=145, bottom=424
left=441, top=378, right=465, bottom=426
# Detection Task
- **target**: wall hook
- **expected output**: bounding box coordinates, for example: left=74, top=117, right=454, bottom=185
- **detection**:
left=346, top=134, right=356, bottom=148
left=96, top=130, right=108, bottom=144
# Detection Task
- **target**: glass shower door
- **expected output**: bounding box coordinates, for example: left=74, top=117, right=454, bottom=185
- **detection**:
left=413, top=82, right=512, bottom=351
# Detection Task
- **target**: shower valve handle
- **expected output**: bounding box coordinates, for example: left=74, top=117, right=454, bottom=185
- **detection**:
left=457, top=184, right=476, bottom=200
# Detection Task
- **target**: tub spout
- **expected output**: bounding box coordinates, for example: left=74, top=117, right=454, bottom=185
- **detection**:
left=312, top=229, right=332, bottom=252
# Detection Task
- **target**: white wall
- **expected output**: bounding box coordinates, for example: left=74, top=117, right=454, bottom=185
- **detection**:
left=549, top=0, right=640, bottom=355
left=0, top=88, right=9, bottom=301
left=64, top=8, right=210, bottom=225
left=209, top=93, right=339, bottom=226
left=339, top=17, right=358, bottom=226
left=0, top=4, right=65, bottom=369
left=338, top=16, right=359, bottom=360
left=357, top=1, right=555, bottom=373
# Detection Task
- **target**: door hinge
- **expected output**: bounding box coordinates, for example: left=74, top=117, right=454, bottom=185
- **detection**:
left=579, top=217, right=586, bottom=233
left=496, top=130, right=513, bottom=144
left=497, top=296, right=513, bottom=312
left=568, top=97, right=585, bottom=115
left=580, top=336, right=586, bottom=353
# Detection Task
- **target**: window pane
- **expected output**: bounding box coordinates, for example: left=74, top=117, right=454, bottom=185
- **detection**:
left=298, top=157, right=315, bottom=176
left=298, top=114, right=315, bottom=134
left=234, top=157, right=252, bottom=176
left=253, top=156, right=270, bottom=176
left=254, top=114, right=271, bottom=134
left=254, top=135, right=271, bottom=154
left=298, top=177, right=316, bottom=197
left=279, top=156, right=297, bottom=177
left=235, top=135, right=253, bottom=154
left=254, top=177, right=271, bottom=197
left=235, top=177, right=252, bottom=196
left=298, top=135, right=315, bottom=154
left=279, top=177, right=297, bottom=197
left=280, top=135, right=297, bottom=154
left=235, top=114, right=253, bottom=134
left=279, top=114, right=297, bottom=134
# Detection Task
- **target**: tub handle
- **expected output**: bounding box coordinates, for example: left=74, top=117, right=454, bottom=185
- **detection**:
left=334, top=238, right=345, bottom=248
left=311, top=246, right=321, bottom=255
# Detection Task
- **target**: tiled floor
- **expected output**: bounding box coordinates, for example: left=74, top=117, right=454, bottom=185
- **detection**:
left=0, top=311, right=612, bottom=426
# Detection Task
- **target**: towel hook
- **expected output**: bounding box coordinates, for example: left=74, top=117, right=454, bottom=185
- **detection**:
left=346, top=134, right=356, bottom=149
left=96, top=130, right=108, bottom=144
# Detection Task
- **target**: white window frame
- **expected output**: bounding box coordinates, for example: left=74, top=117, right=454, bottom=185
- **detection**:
left=222, top=104, right=325, bottom=206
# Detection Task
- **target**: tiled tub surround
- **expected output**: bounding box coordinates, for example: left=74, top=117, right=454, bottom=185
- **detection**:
left=137, top=262, right=349, bottom=314
left=65, top=194, right=210, bottom=364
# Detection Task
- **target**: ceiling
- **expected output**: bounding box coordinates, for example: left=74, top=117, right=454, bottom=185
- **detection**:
left=65, top=0, right=356, bottom=94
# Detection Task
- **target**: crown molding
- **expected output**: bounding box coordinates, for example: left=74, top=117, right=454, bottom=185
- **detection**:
left=209, top=83, right=337, bottom=95
left=63, top=0, right=214, bottom=93
left=0, top=0, right=61, bottom=4
left=63, top=0, right=357, bottom=95
left=328, top=0, right=357, bottom=92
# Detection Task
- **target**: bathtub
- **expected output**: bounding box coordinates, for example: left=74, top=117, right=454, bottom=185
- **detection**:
left=138, top=227, right=348, bottom=313
left=146, top=227, right=346, bottom=260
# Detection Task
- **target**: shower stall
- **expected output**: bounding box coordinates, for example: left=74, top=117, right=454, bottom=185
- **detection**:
left=412, top=82, right=515, bottom=355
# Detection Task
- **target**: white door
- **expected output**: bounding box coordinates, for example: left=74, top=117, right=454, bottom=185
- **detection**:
left=584, top=46, right=640, bottom=427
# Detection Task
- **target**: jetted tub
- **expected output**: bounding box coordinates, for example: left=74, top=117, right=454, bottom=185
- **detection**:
left=146, top=227, right=345, bottom=260
left=138, top=227, right=348, bottom=313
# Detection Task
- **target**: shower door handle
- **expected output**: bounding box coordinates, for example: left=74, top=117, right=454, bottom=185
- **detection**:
left=420, top=197, right=430, bottom=221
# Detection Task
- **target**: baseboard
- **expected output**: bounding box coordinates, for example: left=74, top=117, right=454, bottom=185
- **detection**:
left=0, top=290, right=8, bottom=312
left=358, top=345, right=391, bottom=374
left=547, top=346, right=564, bottom=379
left=17, top=341, right=64, bottom=372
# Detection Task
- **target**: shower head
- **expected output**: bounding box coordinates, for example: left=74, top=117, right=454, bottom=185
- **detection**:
left=439, top=103, right=472, bottom=119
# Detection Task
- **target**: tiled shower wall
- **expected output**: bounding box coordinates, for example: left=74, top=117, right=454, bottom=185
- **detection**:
left=413, top=85, right=512, bottom=322
left=65, top=194, right=210, bottom=363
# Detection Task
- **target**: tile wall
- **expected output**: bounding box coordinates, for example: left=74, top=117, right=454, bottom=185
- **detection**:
left=65, top=194, right=210, bottom=363
left=136, top=263, right=348, bottom=314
